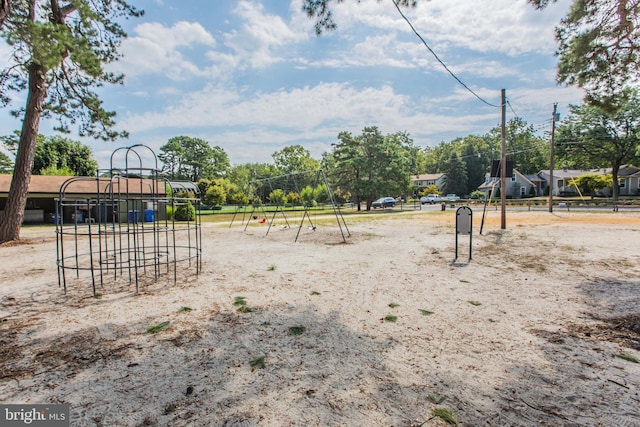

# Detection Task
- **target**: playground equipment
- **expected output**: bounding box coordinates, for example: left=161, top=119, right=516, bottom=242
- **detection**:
left=55, top=145, right=202, bottom=297
left=229, top=169, right=350, bottom=243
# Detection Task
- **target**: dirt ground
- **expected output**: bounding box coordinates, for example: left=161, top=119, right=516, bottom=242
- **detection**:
left=1, top=208, right=639, bottom=426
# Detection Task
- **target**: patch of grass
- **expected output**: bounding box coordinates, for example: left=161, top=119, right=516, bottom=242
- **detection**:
left=177, top=306, right=192, bottom=313
left=431, top=407, right=457, bottom=425
left=388, top=302, right=400, bottom=308
left=94, top=293, right=103, bottom=299
left=616, top=353, right=639, bottom=363
left=147, top=321, right=170, bottom=334
left=431, top=249, right=440, bottom=254
left=233, top=296, right=247, bottom=306
left=310, top=291, right=321, bottom=296
left=249, top=356, right=265, bottom=370
left=288, top=326, right=306, bottom=335
left=427, top=394, right=445, bottom=404
left=233, top=296, right=252, bottom=313
left=419, top=309, right=434, bottom=316
left=468, top=300, right=482, bottom=306
left=384, top=315, right=398, bottom=322
left=267, top=264, right=276, bottom=271
left=459, top=279, right=470, bottom=283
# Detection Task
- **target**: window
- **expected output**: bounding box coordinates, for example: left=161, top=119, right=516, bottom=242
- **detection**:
left=618, top=179, right=626, bottom=188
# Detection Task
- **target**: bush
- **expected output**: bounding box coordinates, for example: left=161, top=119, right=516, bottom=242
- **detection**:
left=175, top=201, right=196, bottom=221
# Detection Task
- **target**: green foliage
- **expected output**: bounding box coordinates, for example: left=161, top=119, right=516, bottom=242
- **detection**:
left=250, top=356, right=266, bottom=370
left=268, top=188, right=287, bottom=205
left=1, top=132, right=98, bottom=176
left=174, top=191, right=197, bottom=221
left=0, top=151, right=13, bottom=173
left=288, top=326, right=306, bottom=335
left=432, top=407, right=458, bottom=425
left=470, top=190, right=485, bottom=200
left=204, top=181, right=227, bottom=206
left=272, top=144, right=320, bottom=175
left=441, top=153, right=468, bottom=196
left=616, top=353, right=639, bottom=363
left=420, top=185, right=440, bottom=197
left=328, top=127, right=414, bottom=210
left=147, top=321, right=170, bottom=334
left=384, top=315, right=398, bottom=322
left=39, top=165, right=75, bottom=176
left=419, top=309, right=434, bottom=316
left=159, top=136, right=230, bottom=181
left=570, top=173, right=613, bottom=198
left=556, top=95, right=640, bottom=199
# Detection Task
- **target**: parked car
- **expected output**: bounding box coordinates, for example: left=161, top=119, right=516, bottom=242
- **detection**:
left=420, top=194, right=442, bottom=204
left=445, top=194, right=460, bottom=201
left=372, top=197, right=396, bottom=209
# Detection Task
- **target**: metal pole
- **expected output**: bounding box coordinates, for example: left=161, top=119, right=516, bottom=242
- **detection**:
left=500, top=89, right=507, bottom=230
left=548, top=103, right=557, bottom=212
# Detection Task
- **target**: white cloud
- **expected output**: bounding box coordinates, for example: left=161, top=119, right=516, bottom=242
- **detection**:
left=223, top=0, right=307, bottom=69
left=111, top=21, right=216, bottom=80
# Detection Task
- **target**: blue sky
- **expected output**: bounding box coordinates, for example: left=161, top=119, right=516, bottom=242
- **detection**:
left=1, top=0, right=584, bottom=169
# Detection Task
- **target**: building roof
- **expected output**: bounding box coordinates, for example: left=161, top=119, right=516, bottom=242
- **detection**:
left=0, top=174, right=167, bottom=197
left=412, top=173, right=444, bottom=181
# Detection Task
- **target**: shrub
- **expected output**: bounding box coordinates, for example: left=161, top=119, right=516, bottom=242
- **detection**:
left=175, top=201, right=196, bottom=221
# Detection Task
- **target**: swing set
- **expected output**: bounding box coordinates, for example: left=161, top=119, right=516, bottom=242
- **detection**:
left=229, top=169, right=350, bottom=243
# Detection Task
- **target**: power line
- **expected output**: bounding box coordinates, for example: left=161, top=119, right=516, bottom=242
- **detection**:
left=391, top=0, right=501, bottom=109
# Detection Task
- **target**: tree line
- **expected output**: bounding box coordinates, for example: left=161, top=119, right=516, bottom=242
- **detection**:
left=5, top=89, right=637, bottom=211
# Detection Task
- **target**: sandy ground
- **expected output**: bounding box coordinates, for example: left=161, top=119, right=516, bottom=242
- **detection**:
left=1, top=208, right=639, bottom=426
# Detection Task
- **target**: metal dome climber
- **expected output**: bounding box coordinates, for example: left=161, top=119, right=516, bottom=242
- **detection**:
left=55, top=145, right=202, bottom=297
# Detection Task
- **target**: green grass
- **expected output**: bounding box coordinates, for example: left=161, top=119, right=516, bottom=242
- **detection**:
left=233, top=296, right=253, bottom=313
left=419, top=309, right=434, bottom=316
left=147, top=321, right=170, bottom=334
left=177, top=306, right=192, bottom=313
left=267, top=264, right=277, bottom=271
left=468, top=300, right=482, bottom=306
left=431, top=407, right=457, bottom=425
left=388, top=302, right=400, bottom=308
left=249, top=356, right=266, bottom=370
left=384, top=315, right=398, bottom=322
left=233, top=296, right=247, bottom=306
left=616, top=353, right=639, bottom=363
left=310, top=291, right=321, bottom=296
left=288, top=326, right=306, bottom=335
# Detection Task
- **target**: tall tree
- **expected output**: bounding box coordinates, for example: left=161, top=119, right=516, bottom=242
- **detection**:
left=272, top=145, right=321, bottom=175
left=530, top=0, right=640, bottom=111
left=441, top=153, right=468, bottom=196
left=159, top=136, right=230, bottom=182
left=0, top=0, right=143, bottom=243
left=329, top=127, right=414, bottom=210
left=555, top=94, right=640, bottom=200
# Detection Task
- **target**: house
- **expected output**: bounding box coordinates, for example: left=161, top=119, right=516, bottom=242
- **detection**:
left=596, top=165, right=640, bottom=196
left=536, top=169, right=592, bottom=197
left=412, top=173, right=445, bottom=195
left=0, top=174, right=177, bottom=224
left=477, top=169, right=538, bottom=199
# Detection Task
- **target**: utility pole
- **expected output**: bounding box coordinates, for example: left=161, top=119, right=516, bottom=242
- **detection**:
left=548, top=103, right=558, bottom=213
left=500, top=89, right=506, bottom=230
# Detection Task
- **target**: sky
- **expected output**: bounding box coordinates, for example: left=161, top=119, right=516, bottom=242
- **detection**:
left=0, top=0, right=585, bottom=170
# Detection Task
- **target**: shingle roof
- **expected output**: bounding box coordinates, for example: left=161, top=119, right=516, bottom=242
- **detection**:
left=0, top=174, right=167, bottom=196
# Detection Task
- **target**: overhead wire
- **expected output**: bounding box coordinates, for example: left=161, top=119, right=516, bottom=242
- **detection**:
left=391, top=0, right=502, bottom=109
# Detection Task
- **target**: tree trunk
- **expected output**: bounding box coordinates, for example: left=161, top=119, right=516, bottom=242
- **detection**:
left=0, top=0, right=10, bottom=28
left=0, top=64, right=47, bottom=243
left=611, top=161, right=620, bottom=201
